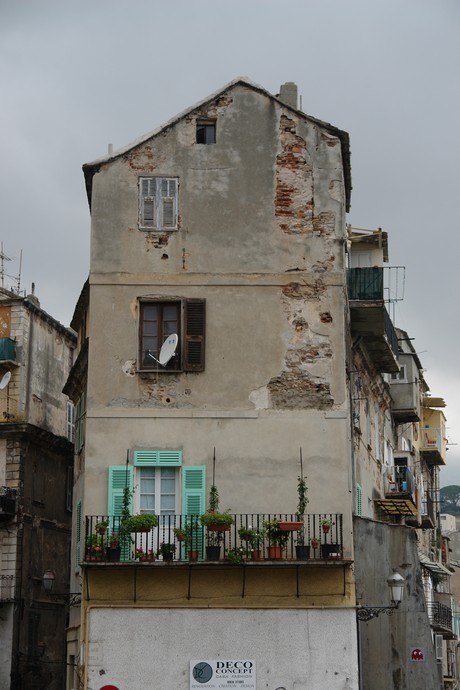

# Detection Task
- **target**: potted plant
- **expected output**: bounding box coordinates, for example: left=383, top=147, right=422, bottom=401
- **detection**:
left=134, top=547, right=155, bottom=561
left=201, top=484, right=233, bottom=560
left=107, top=533, right=121, bottom=562
left=310, top=536, right=320, bottom=555
left=157, top=542, right=175, bottom=561
left=200, top=511, right=234, bottom=531
left=238, top=526, right=265, bottom=560
left=122, top=513, right=159, bottom=533
left=95, top=520, right=109, bottom=535
left=85, top=534, right=104, bottom=561
left=225, top=547, right=245, bottom=564
left=295, top=474, right=309, bottom=560
left=320, top=518, right=332, bottom=533
left=264, top=518, right=290, bottom=559
left=173, top=526, right=189, bottom=542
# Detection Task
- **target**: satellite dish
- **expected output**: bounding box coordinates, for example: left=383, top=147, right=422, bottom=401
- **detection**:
left=147, top=334, right=178, bottom=367
left=0, top=371, right=11, bottom=390
left=159, top=333, right=178, bottom=365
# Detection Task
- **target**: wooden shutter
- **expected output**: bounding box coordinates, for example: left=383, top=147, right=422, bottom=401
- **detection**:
left=435, top=634, right=443, bottom=660
left=182, top=466, right=206, bottom=556
left=108, top=466, right=133, bottom=561
left=134, top=450, right=182, bottom=466
left=184, top=299, right=205, bottom=371
left=140, top=178, right=156, bottom=228
left=108, top=465, right=133, bottom=517
left=356, top=484, right=362, bottom=517
left=161, top=178, right=177, bottom=229
left=75, top=500, right=82, bottom=570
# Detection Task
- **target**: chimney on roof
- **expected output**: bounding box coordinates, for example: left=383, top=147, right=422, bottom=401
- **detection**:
left=278, top=82, right=298, bottom=109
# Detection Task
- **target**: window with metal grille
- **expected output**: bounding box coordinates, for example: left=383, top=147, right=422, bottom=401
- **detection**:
left=138, top=299, right=205, bottom=372
left=139, top=177, right=178, bottom=230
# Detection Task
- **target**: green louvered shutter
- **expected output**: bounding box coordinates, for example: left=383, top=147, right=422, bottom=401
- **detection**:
left=75, top=500, right=82, bottom=571
left=182, top=466, right=205, bottom=557
left=356, top=484, right=363, bottom=517
left=108, top=466, right=133, bottom=560
left=134, top=450, right=182, bottom=467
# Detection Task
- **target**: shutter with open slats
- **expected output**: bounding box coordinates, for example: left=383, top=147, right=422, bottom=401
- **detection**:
left=182, top=466, right=206, bottom=557
left=108, top=466, right=133, bottom=561
left=133, top=450, right=182, bottom=466
left=140, top=178, right=156, bottom=228
left=161, top=178, right=177, bottom=228
left=184, top=299, right=205, bottom=372
left=75, top=501, right=82, bottom=570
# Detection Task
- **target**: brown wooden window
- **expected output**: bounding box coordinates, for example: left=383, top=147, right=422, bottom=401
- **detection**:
left=196, top=120, right=216, bottom=144
left=139, top=299, right=205, bottom=372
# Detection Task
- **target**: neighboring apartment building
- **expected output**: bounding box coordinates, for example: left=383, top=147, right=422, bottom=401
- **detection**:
left=64, top=77, right=453, bottom=690
left=0, top=286, right=76, bottom=690
left=347, top=228, right=454, bottom=689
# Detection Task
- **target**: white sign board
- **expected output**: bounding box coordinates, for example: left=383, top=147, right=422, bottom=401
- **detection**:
left=190, top=660, right=256, bottom=689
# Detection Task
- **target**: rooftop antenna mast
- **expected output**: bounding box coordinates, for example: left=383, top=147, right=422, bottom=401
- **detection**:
left=0, top=244, right=23, bottom=295
left=0, top=243, right=12, bottom=290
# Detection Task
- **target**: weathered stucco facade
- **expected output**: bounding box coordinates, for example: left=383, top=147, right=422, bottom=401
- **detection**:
left=66, top=78, right=359, bottom=690
left=0, top=289, right=76, bottom=690
left=66, top=77, right=452, bottom=690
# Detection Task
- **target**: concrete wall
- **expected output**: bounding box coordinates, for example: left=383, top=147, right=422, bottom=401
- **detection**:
left=86, top=607, right=359, bottom=690
left=354, top=517, right=442, bottom=690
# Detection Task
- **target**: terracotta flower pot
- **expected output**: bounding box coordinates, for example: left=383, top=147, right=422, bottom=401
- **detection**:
left=266, top=546, right=283, bottom=559
left=207, top=524, right=231, bottom=532
left=278, top=521, right=304, bottom=531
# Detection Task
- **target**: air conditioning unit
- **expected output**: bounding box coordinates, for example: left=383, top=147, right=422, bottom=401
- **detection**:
left=435, top=633, right=443, bottom=661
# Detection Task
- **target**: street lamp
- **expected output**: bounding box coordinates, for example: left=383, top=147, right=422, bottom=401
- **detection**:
left=42, top=571, right=82, bottom=606
left=357, top=571, right=405, bottom=621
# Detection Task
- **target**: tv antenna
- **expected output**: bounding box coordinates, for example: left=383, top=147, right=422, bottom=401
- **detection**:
left=147, top=334, right=178, bottom=367
left=0, top=244, right=23, bottom=295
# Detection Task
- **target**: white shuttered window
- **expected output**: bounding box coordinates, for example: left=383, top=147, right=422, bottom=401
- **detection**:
left=139, top=177, right=178, bottom=230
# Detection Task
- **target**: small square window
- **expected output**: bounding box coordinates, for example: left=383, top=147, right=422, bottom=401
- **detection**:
left=196, top=121, right=216, bottom=145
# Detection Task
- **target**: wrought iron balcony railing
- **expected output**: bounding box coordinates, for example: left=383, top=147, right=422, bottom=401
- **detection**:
left=83, top=513, right=343, bottom=563
left=428, top=601, right=453, bottom=633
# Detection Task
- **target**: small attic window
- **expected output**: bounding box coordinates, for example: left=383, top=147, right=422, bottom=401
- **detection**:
left=196, top=120, right=216, bottom=145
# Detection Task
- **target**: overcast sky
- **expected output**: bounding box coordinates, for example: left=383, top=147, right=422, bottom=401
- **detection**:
left=1, top=0, right=459, bottom=482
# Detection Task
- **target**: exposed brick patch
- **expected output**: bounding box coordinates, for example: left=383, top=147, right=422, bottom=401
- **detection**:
left=267, top=372, right=333, bottom=409
left=123, top=146, right=157, bottom=172
left=312, top=212, right=335, bottom=236
left=282, top=282, right=325, bottom=300
left=144, top=233, right=171, bottom=249
left=275, top=115, right=313, bottom=235
left=320, top=312, right=333, bottom=323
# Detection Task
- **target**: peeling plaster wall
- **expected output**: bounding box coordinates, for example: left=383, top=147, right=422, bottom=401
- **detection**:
left=85, top=81, right=352, bottom=543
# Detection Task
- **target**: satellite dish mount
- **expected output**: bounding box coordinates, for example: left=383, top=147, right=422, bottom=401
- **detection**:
left=147, top=334, right=178, bottom=367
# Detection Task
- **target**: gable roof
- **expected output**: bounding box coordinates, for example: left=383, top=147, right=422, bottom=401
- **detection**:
left=83, top=76, right=351, bottom=211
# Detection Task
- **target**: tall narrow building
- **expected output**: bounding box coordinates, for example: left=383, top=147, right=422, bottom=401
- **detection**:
left=65, top=78, right=452, bottom=690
